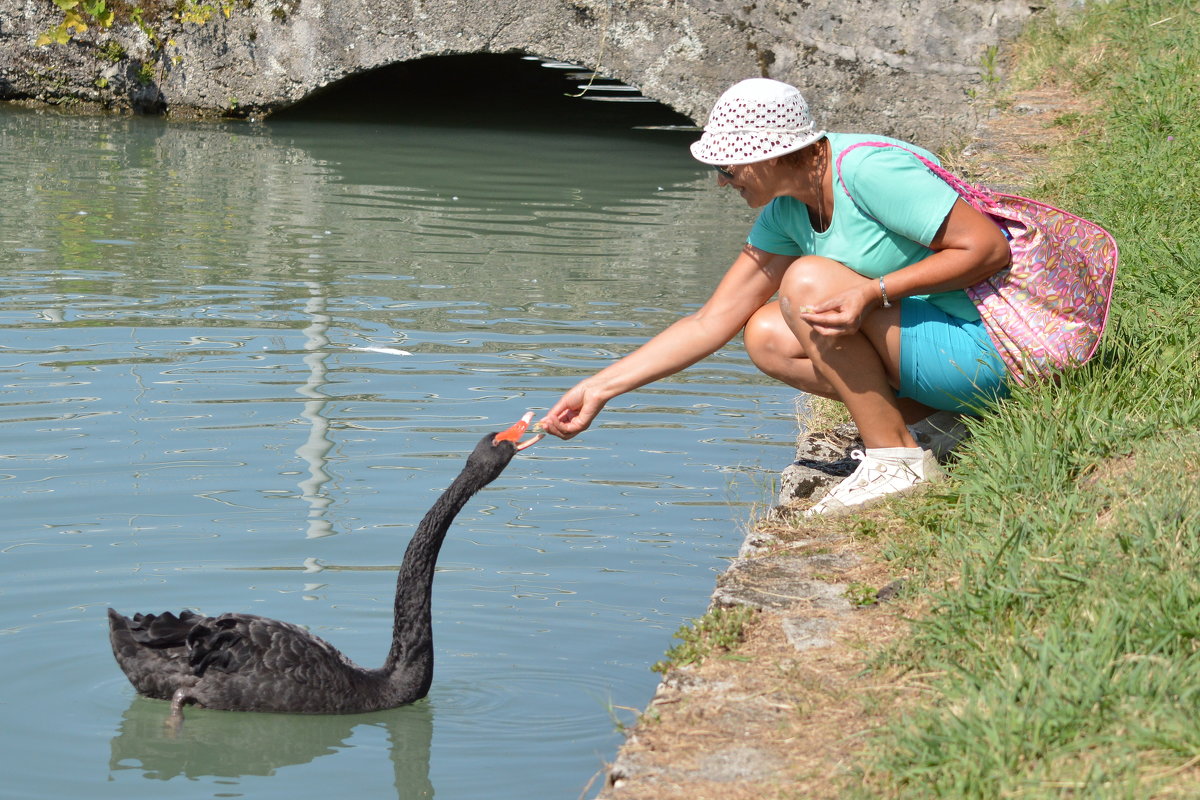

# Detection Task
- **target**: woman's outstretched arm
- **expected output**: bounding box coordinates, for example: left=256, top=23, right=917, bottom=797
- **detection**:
left=539, top=245, right=795, bottom=439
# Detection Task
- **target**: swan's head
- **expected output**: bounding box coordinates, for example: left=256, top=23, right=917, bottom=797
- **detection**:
left=491, top=412, right=543, bottom=452
left=467, top=412, right=543, bottom=477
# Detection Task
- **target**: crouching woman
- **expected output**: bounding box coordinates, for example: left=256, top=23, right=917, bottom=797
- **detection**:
left=540, top=78, right=1012, bottom=514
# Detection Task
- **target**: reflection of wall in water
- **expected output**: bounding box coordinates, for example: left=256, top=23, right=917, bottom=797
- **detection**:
left=1, top=102, right=752, bottom=322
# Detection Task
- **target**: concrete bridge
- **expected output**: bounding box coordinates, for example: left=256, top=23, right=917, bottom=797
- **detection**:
left=0, top=0, right=1034, bottom=146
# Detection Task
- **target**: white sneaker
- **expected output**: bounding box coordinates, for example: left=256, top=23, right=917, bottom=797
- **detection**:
left=805, top=447, right=942, bottom=516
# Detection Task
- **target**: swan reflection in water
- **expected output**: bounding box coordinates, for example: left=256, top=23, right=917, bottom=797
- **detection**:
left=109, top=694, right=434, bottom=799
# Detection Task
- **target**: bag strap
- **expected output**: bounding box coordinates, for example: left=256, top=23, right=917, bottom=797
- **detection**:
left=834, top=140, right=1115, bottom=242
left=833, top=140, right=998, bottom=212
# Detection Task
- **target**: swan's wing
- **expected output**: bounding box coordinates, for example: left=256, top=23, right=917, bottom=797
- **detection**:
left=189, top=613, right=357, bottom=681
left=189, top=614, right=382, bottom=712
left=111, top=608, right=372, bottom=709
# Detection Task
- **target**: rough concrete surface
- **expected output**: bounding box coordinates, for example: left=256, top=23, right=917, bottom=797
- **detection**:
left=1, top=0, right=1035, bottom=147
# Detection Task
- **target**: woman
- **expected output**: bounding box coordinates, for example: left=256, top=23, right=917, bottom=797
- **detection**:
left=538, top=78, right=1012, bottom=514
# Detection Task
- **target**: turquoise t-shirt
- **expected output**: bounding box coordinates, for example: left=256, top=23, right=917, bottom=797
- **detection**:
left=747, top=132, right=979, bottom=321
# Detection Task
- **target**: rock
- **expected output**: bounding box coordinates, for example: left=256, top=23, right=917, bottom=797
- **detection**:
left=778, top=460, right=850, bottom=506
left=714, top=553, right=859, bottom=612
left=693, top=745, right=785, bottom=782
left=778, top=421, right=862, bottom=505
left=876, top=579, right=906, bottom=603
left=781, top=616, right=839, bottom=651
left=606, top=744, right=785, bottom=791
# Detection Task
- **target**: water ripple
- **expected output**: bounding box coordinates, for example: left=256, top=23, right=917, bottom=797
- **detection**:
left=431, top=663, right=624, bottom=738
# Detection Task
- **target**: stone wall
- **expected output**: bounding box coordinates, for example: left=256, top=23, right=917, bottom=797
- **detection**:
left=1, top=0, right=1033, bottom=147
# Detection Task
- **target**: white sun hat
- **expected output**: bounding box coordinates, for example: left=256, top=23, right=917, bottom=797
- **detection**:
left=689, top=78, right=826, bottom=166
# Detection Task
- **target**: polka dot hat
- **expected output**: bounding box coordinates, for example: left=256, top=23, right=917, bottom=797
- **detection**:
left=690, top=78, right=826, bottom=166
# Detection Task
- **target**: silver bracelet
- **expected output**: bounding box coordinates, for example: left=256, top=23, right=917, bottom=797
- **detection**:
left=879, top=277, right=892, bottom=308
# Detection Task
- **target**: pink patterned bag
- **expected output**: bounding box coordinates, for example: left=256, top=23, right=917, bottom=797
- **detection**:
left=837, top=142, right=1119, bottom=385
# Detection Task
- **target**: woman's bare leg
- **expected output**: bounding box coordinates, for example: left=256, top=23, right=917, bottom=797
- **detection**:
left=744, top=300, right=939, bottom=425
left=743, top=300, right=838, bottom=399
left=771, top=256, right=936, bottom=448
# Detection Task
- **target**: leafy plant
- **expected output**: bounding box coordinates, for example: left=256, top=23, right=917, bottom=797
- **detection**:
left=36, top=0, right=253, bottom=50
left=97, top=39, right=125, bottom=62
left=844, top=582, right=879, bottom=607
left=36, top=0, right=114, bottom=46
left=980, top=44, right=1001, bottom=87
left=177, top=0, right=237, bottom=25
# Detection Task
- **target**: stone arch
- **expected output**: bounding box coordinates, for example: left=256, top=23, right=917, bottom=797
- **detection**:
left=0, top=0, right=1034, bottom=148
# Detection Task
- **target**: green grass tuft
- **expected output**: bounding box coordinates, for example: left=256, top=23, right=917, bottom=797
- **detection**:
left=651, top=605, right=756, bottom=674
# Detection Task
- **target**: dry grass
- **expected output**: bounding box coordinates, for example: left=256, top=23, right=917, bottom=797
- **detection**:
left=604, top=583, right=933, bottom=799
left=795, top=395, right=851, bottom=438
left=602, top=494, right=945, bottom=800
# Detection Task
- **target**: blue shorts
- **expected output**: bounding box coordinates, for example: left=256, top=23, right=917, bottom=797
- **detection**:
left=898, top=297, right=1010, bottom=414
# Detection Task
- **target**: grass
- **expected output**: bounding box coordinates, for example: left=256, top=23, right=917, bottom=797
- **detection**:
left=651, top=605, right=757, bottom=674
left=798, top=393, right=852, bottom=435
left=825, top=2, right=1200, bottom=796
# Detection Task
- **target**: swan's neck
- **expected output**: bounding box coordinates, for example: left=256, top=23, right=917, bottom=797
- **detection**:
left=380, top=462, right=495, bottom=690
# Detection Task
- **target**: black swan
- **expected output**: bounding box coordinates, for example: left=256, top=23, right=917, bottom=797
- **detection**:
left=108, top=413, right=542, bottom=720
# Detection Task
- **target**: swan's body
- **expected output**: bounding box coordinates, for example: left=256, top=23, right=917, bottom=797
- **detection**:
left=108, top=414, right=541, bottom=718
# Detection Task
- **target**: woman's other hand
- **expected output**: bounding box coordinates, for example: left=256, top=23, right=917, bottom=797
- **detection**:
left=793, top=277, right=879, bottom=337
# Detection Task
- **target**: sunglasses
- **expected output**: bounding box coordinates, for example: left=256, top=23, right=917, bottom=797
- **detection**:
left=711, top=164, right=735, bottom=180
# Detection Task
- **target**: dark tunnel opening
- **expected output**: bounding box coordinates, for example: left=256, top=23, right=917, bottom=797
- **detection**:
left=268, top=52, right=696, bottom=136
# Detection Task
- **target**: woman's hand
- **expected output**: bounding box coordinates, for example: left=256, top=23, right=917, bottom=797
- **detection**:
left=794, top=277, right=880, bottom=337
left=538, top=380, right=609, bottom=440
left=792, top=197, right=1011, bottom=339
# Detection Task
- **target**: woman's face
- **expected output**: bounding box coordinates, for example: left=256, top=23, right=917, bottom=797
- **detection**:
left=714, top=158, right=781, bottom=208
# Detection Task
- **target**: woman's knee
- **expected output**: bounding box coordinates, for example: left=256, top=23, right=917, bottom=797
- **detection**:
left=744, top=304, right=813, bottom=384
left=743, top=304, right=838, bottom=395
left=744, top=304, right=793, bottom=363
left=778, top=256, right=854, bottom=308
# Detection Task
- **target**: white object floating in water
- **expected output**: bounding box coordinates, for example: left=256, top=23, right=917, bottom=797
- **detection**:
left=351, top=346, right=413, bottom=356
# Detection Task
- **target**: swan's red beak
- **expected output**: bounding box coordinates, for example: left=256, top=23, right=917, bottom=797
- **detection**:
left=492, top=412, right=544, bottom=452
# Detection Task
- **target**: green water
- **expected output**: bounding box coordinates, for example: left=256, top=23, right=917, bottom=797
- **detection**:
left=0, top=75, right=799, bottom=799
